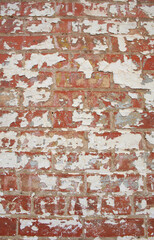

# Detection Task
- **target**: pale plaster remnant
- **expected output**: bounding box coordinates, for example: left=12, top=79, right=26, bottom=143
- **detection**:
left=25, top=53, right=65, bottom=69
left=82, top=20, right=107, bottom=35
left=72, top=110, right=94, bottom=125
left=140, top=5, right=154, bottom=18
left=117, top=36, right=127, bottom=52
left=144, top=91, right=154, bottom=109
left=98, top=56, right=154, bottom=89
left=60, top=177, right=82, bottom=193
left=23, top=36, right=54, bottom=50
left=0, top=3, right=20, bottom=16
left=87, top=175, right=102, bottom=190
left=141, top=22, right=154, bottom=35
left=27, top=18, right=60, bottom=32
left=31, top=112, right=52, bottom=127
left=0, top=131, right=17, bottom=149
left=145, top=132, right=154, bottom=145
left=75, top=58, right=93, bottom=78
left=0, top=112, right=18, bottom=127
left=39, top=175, right=57, bottom=190
left=88, top=131, right=141, bottom=151
left=72, top=95, right=83, bottom=109
left=28, top=3, right=55, bottom=16
left=93, top=39, right=108, bottom=51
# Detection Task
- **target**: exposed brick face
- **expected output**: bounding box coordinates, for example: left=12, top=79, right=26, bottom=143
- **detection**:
left=0, top=0, right=153, bottom=239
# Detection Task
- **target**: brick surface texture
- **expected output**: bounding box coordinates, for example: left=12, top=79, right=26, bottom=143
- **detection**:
left=0, top=0, right=154, bottom=239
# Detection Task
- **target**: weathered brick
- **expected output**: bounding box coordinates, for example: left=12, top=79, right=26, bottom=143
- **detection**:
left=0, top=151, right=52, bottom=169
left=0, top=218, right=17, bottom=236
left=148, top=219, right=154, bottom=237
left=86, top=91, right=143, bottom=109
left=0, top=18, right=23, bottom=34
left=134, top=194, right=154, bottom=215
left=68, top=196, right=98, bottom=216
left=114, top=110, right=154, bottom=128
left=54, top=151, right=111, bottom=172
left=19, top=218, right=82, bottom=237
left=34, top=196, right=66, bottom=215
left=0, top=195, right=31, bottom=214
left=0, top=172, right=17, bottom=191
left=101, top=196, right=131, bottom=215
left=87, top=174, right=143, bottom=193
left=20, top=174, right=57, bottom=192
left=85, top=218, right=144, bottom=237
left=56, top=72, right=110, bottom=88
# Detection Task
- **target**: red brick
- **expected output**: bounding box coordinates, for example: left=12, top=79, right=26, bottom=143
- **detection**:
left=0, top=218, right=17, bottom=236
left=143, top=56, right=154, bottom=70
left=148, top=219, right=154, bottom=237
left=0, top=18, right=23, bottom=34
left=0, top=195, right=31, bottom=214
left=114, top=151, right=149, bottom=172
left=19, top=218, right=82, bottom=237
left=34, top=196, right=66, bottom=215
left=23, top=36, right=54, bottom=50
left=0, top=36, right=23, bottom=50
left=85, top=218, right=144, bottom=237
left=56, top=72, right=110, bottom=88
left=101, top=196, right=131, bottom=215
left=0, top=172, right=17, bottom=191
left=68, top=196, right=98, bottom=215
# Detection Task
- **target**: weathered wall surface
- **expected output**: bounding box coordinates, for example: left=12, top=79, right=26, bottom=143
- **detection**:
left=0, top=0, right=154, bottom=239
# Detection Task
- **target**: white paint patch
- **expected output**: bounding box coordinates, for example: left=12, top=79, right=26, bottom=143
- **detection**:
left=23, top=36, right=54, bottom=50
left=39, top=175, right=57, bottom=190
left=60, top=176, right=82, bottom=193
left=98, top=56, right=154, bottom=90
left=146, top=132, right=154, bottom=145
left=87, top=175, right=102, bottom=190
left=31, top=112, right=52, bottom=127
left=23, top=83, right=50, bottom=107
left=27, top=18, right=60, bottom=32
left=28, top=3, right=55, bottom=16
left=88, top=131, right=141, bottom=151
left=75, top=58, right=93, bottom=78
left=117, top=36, right=127, bottom=52
left=144, top=90, right=154, bottom=110
left=134, top=152, right=147, bottom=176
left=0, top=131, right=17, bottom=150
left=72, top=110, right=94, bottom=125
left=72, top=95, right=83, bottom=109
left=140, top=5, right=154, bottom=18
left=82, top=20, right=107, bottom=35
left=25, top=53, right=65, bottom=69
left=141, top=22, right=154, bottom=35
left=0, top=3, right=20, bottom=16
left=93, top=39, right=108, bottom=51
left=0, top=112, right=18, bottom=127
left=38, top=218, right=82, bottom=228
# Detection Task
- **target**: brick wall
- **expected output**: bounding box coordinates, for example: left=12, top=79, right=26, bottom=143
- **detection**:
left=0, top=0, right=154, bottom=239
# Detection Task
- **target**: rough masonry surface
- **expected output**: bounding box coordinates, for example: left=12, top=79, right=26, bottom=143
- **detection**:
left=0, top=0, right=154, bottom=239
